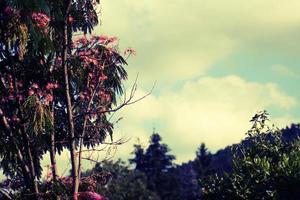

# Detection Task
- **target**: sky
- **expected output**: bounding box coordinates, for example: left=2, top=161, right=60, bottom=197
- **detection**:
left=37, top=0, right=300, bottom=177
left=89, top=0, right=300, bottom=163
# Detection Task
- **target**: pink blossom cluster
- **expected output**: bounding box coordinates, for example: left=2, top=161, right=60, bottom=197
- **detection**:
left=28, top=82, right=59, bottom=105
left=0, top=79, right=59, bottom=125
left=71, top=34, right=128, bottom=111
left=78, top=191, right=106, bottom=200
left=95, top=35, right=118, bottom=45
left=68, top=16, right=74, bottom=24
left=73, top=36, right=116, bottom=67
left=99, top=90, right=111, bottom=103
left=74, top=35, right=118, bottom=47
left=44, top=164, right=57, bottom=182
left=73, top=35, right=119, bottom=69
left=4, top=6, right=20, bottom=16
left=124, top=47, right=137, bottom=57
left=31, top=12, right=50, bottom=33
left=78, top=89, right=110, bottom=104
left=78, top=51, right=99, bottom=67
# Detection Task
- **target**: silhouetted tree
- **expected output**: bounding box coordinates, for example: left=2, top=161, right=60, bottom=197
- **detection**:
left=129, top=143, right=145, bottom=171
left=193, top=143, right=212, bottom=180
left=131, top=133, right=180, bottom=200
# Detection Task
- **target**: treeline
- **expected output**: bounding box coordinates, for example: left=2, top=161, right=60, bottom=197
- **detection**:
left=2, top=112, right=300, bottom=199
left=80, top=111, right=300, bottom=200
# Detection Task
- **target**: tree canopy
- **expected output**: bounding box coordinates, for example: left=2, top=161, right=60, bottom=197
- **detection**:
left=0, top=0, right=136, bottom=199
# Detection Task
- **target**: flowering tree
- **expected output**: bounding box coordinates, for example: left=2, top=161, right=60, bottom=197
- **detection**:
left=0, top=0, right=140, bottom=199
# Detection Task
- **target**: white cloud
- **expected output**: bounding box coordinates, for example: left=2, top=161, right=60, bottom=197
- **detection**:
left=95, top=0, right=300, bottom=84
left=111, top=75, right=298, bottom=163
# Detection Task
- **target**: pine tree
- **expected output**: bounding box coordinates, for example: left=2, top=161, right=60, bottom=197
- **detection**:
left=193, top=143, right=212, bottom=179
left=130, top=133, right=180, bottom=200
left=129, top=143, right=145, bottom=171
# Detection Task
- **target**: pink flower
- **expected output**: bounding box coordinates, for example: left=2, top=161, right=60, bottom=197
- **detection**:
left=124, top=47, right=137, bottom=56
left=107, top=36, right=117, bottom=43
left=17, top=94, right=24, bottom=102
left=76, top=36, right=88, bottom=45
left=12, top=115, right=20, bottom=123
left=46, top=83, right=54, bottom=90
left=97, top=35, right=118, bottom=44
left=8, top=94, right=14, bottom=100
left=78, top=192, right=106, bottom=200
left=17, top=81, right=23, bottom=88
left=45, top=94, right=53, bottom=102
left=98, top=35, right=109, bottom=43
left=28, top=89, right=35, bottom=96
left=31, top=12, right=50, bottom=30
left=46, top=171, right=52, bottom=178
left=4, top=6, right=20, bottom=17
left=43, top=29, right=49, bottom=34
left=4, top=6, right=13, bottom=14
left=53, top=83, right=59, bottom=89
left=32, top=83, right=39, bottom=89
left=37, top=90, right=43, bottom=97
left=91, top=58, right=98, bottom=65
left=68, top=16, right=74, bottom=24
left=99, top=74, right=108, bottom=81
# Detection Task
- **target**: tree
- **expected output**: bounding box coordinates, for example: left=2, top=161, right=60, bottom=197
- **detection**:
left=0, top=1, right=139, bottom=199
left=129, top=140, right=146, bottom=171
left=193, top=143, right=212, bottom=179
left=130, top=133, right=180, bottom=200
left=142, top=134, right=175, bottom=177
left=202, top=111, right=300, bottom=200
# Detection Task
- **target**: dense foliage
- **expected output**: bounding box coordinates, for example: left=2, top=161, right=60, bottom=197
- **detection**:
left=202, top=111, right=300, bottom=200
left=0, top=0, right=136, bottom=199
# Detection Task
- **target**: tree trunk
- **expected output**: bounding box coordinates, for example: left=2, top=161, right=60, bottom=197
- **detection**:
left=49, top=130, right=58, bottom=181
left=62, top=21, right=79, bottom=200
left=49, top=102, right=61, bottom=200
left=49, top=102, right=58, bottom=181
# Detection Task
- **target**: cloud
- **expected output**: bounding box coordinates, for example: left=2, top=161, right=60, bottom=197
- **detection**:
left=111, top=75, right=298, bottom=163
left=95, top=0, right=300, bottom=85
